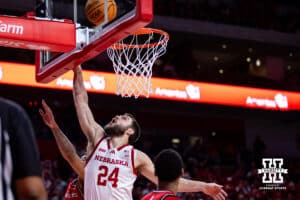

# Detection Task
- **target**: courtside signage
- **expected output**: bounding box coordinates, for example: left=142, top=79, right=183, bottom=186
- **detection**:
left=1, top=61, right=300, bottom=111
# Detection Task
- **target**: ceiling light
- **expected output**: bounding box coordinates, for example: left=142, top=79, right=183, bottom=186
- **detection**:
left=212, top=131, right=216, bottom=136
left=172, top=138, right=180, bottom=144
left=214, top=56, right=219, bottom=61
left=218, top=69, right=224, bottom=74
left=256, top=59, right=261, bottom=67
left=289, top=52, right=293, bottom=57
left=155, top=58, right=162, bottom=66
left=248, top=48, right=253, bottom=53
left=246, top=57, right=251, bottom=62
left=287, top=65, right=292, bottom=70
left=222, top=44, right=227, bottom=49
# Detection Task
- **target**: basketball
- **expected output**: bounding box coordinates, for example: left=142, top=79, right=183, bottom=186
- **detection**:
left=85, top=0, right=117, bottom=25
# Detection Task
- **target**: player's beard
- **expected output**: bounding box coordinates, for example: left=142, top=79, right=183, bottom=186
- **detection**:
left=104, top=124, right=126, bottom=137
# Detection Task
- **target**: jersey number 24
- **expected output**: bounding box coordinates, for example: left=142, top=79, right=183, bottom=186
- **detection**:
left=97, top=165, right=119, bottom=188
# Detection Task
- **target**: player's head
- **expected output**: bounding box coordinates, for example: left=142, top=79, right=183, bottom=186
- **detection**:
left=104, top=113, right=141, bottom=144
left=155, top=149, right=184, bottom=183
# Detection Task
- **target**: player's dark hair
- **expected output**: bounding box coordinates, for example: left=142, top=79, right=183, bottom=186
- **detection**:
left=125, top=113, right=141, bottom=144
left=155, top=149, right=183, bottom=182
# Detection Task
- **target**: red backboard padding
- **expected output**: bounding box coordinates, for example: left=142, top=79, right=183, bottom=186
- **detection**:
left=0, top=15, right=75, bottom=52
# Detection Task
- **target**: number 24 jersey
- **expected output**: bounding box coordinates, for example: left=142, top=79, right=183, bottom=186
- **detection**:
left=84, top=136, right=137, bottom=200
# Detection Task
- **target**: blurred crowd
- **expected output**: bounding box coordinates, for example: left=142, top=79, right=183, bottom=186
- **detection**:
left=38, top=134, right=300, bottom=200
left=18, top=104, right=298, bottom=199
left=154, top=0, right=300, bottom=33
left=130, top=136, right=299, bottom=200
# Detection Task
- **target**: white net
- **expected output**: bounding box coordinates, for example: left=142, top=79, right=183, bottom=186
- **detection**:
left=107, top=28, right=169, bottom=98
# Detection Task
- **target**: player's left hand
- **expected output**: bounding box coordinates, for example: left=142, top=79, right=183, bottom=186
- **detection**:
left=203, top=183, right=227, bottom=200
left=39, top=99, right=57, bottom=129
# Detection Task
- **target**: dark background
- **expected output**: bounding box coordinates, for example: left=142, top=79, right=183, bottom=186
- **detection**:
left=0, top=0, right=299, bottom=199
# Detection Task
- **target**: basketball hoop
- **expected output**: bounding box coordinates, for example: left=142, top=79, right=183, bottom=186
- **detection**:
left=107, top=28, right=169, bottom=98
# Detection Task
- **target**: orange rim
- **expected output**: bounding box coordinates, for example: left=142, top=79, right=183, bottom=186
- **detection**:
left=110, top=28, right=169, bottom=50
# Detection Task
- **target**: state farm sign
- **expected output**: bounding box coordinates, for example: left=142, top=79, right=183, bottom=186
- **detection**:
left=0, top=20, right=24, bottom=35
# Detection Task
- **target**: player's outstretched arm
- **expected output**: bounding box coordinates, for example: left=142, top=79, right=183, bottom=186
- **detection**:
left=135, top=150, right=227, bottom=200
left=72, top=65, right=104, bottom=146
left=39, top=99, right=84, bottom=180
left=135, top=150, right=158, bottom=185
left=177, top=178, right=227, bottom=200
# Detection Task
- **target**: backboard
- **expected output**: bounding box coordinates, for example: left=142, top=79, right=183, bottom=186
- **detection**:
left=35, top=0, right=153, bottom=83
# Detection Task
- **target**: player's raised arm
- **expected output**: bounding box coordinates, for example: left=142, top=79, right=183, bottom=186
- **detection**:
left=39, top=99, right=84, bottom=180
left=72, top=65, right=104, bottom=146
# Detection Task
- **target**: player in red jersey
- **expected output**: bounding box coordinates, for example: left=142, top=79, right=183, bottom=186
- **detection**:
left=64, top=177, right=84, bottom=200
left=141, top=149, right=183, bottom=200
left=72, top=65, right=227, bottom=200
left=39, top=100, right=84, bottom=200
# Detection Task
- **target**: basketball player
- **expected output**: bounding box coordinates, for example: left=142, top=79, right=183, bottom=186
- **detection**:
left=141, top=149, right=183, bottom=200
left=0, top=97, right=47, bottom=200
left=64, top=177, right=84, bottom=200
left=72, top=65, right=227, bottom=200
left=39, top=99, right=84, bottom=200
